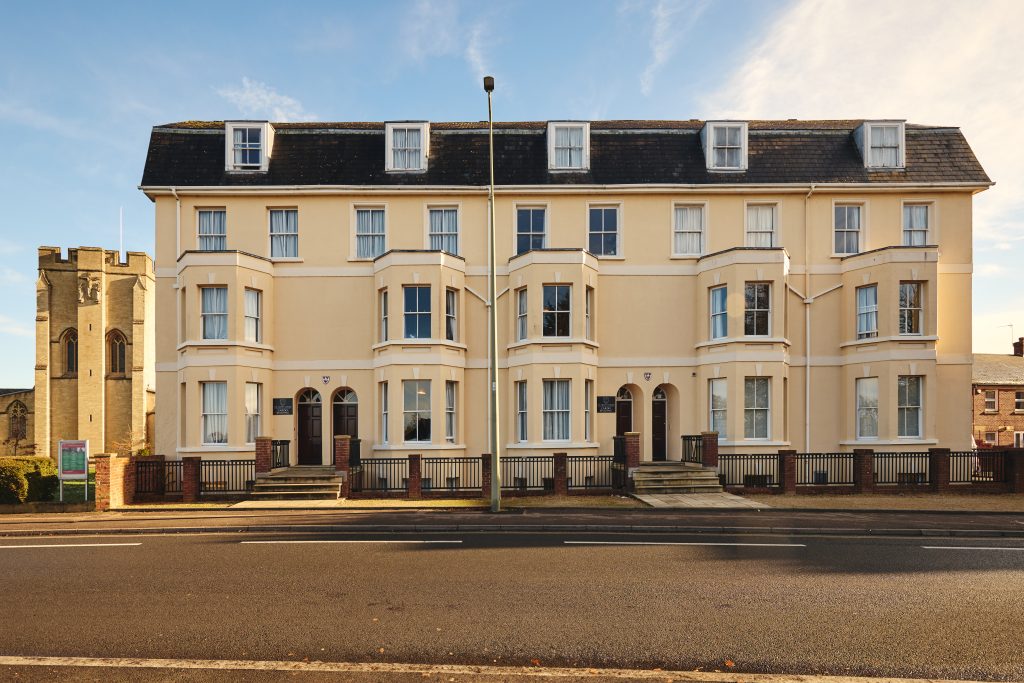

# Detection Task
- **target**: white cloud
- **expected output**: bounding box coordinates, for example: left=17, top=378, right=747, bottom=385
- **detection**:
left=700, top=0, right=1024, bottom=245
left=976, top=263, right=1006, bottom=277
left=640, top=0, right=709, bottom=96
left=399, top=0, right=491, bottom=82
left=0, top=99, right=91, bottom=140
left=217, top=78, right=317, bottom=122
left=0, top=313, right=33, bottom=339
left=0, top=267, right=29, bottom=285
left=465, top=22, right=488, bottom=82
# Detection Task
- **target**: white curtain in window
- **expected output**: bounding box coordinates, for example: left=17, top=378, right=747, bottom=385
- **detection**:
left=445, top=382, right=456, bottom=442
left=393, top=128, right=421, bottom=169
left=203, top=382, right=227, bottom=444
left=555, top=126, right=583, bottom=168
left=201, top=287, right=227, bottom=340
left=903, top=205, right=928, bottom=246
left=713, top=126, right=741, bottom=167
left=856, top=286, right=878, bottom=337
left=517, top=382, right=528, bottom=441
left=856, top=377, right=878, bottom=438
left=746, top=205, right=775, bottom=247
left=429, top=209, right=459, bottom=254
left=198, top=211, right=226, bottom=251
left=270, top=210, right=298, bottom=257
left=543, top=380, right=570, bottom=441
left=710, top=287, right=727, bottom=339
left=356, top=209, right=386, bottom=258
left=674, top=206, right=703, bottom=254
left=244, top=289, right=260, bottom=342
left=710, top=379, right=727, bottom=437
left=871, top=126, right=899, bottom=166
left=245, top=383, right=261, bottom=443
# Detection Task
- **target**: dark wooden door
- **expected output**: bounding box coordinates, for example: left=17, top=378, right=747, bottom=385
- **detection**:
left=652, top=399, right=667, bottom=461
left=298, top=402, right=322, bottom=465
left=615, top=400, right=632, bottom=436
left=333, top=403, right=358, bottom=439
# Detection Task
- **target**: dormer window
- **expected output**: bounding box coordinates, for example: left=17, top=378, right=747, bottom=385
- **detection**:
left=225, top=121, right=272, bottom=172
left=385, top=122, right=429, bottom=172
left=857, top=121, right=905, bottom=169
left=547, top=122, right=590, bottom=171
left=701, top=121, right=748, bottom=171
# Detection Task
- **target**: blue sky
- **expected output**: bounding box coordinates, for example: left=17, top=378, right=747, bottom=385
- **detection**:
left=0, top=0, right=1020, bottom=387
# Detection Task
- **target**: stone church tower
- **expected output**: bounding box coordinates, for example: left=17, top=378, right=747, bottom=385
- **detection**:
left=33, top=247, right=155, bottom=460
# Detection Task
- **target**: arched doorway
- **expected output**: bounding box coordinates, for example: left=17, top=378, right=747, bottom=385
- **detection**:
left=332, top=388, right=358, bottom=440
left=297, top=389, right=323, bottom=465
left=652, top=386, right=668, bottom=461
left=615, top=387, right=633, bottom=437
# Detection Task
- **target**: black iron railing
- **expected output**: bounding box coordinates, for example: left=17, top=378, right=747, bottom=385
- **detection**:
left=873, top=452, right=930, bottom=485
left=796, top=453, right=854, bottom=486
left=349, top=438, right=362, bottom=468
left=612, top=436, right=626, bottom=465
left=200, top=459, right=256, bottom=493
left=718, top=454, right=780, bottom=488
left=357, top=457, right=409, bottom=492
left=164, top=461, right=183, bottom=493
left=135, top=460, right=165, bottom=494
left=567, top=455, right=614, bottom=490
left=501, top=456, right=555, bottom=491
left=422, top=457, right=482, bottom=492
left=271, top=440, right=289, bottom=469
left=950, top=450, right=1006, bottom=484
left=681, top=435, right=703, bottom=464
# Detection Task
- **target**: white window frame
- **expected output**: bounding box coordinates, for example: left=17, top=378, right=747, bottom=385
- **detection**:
left=268, top=208, right=299, bottom=259
left=244, top=382, right=262, bottom=444
left=197, top=209, right=227, bottom=251
left=516, top=380, right=528, bottom=443
left=745, top=202, right=777, bottom=248
left=385, top=122, right=429, bottom=172
left=542, top=379, right=571, bottom=442
left=585, top=286, right=594, bottom=341
left=403, top=379, right=431, bottom=444
left=709, top=378, right=727, bottom=438
left=672, top=203, right=706, bottom=257
left=445, top=288, right=458, bottom=342
left=1016, top=391, right=1024, bottom=412
left=902, top=201, right=932, bottom=247
left=379, top=288, right=388, bottom=342
left=856, top=377, right=879, bottom=440
left=403, top=285, right=431, bottom=340
left=984, top=430, right=997, bottom=445
left=515, top=205, right=547, bottom=255
left=702, top=121, right=748, bottom=171
left=516, top=288, right=528, bottom=341
left=380, top=382, right=389, bottom=444
left=584, top=379, right=593, bottom=442
left=587, top=203, right=622, bottom=257
left=744, top=377, right=770, bottom=440
left=201, top=381, right=228, bottom=445
left=225, top=122, right=270, bottom=172
left=899, top=282, right=923, bottom=336
left=710, top=285, right=727, bottom=340
left=984, top=390, right=997, bottom=412
left=833, top=202, right=863, bottom=256
left=244, top=288, right=261, bottom=343
left=897, top=376, right=923, bottom=438
left=856, top=285, right=878, bottom=340
left=1015, top=432, right=1024, bottom=448
left=542, top=284, right=572, bottom=338
left=547, top=121, right=590, bottom=171
left=445, top=381, right=457, bottom=444
left=354, top=206, right=387, bottom=260
left=744, top=282, right=771, bottom=337
left=200, top=286, right=228, bottom=341
left=427, top=206, right=460, bottom=255
left=861, top=121, right=905, bottom=169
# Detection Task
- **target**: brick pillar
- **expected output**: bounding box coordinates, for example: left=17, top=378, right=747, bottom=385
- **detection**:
left=553, top=452, right=568, bottom=495
left=853, top=449, right=874, bottom=494
left=701, top=432, right=719, bottom=469
left=115, top=454, right=134, bottom=506
left=625, top=432, right=641, bottom=492
left=93, top=454, right=111, bottom=511
left=182, top=456, right=201, bottom=503
left=779, top=450, right=797, bottom=493
left=481, top=454, right=492, bottom=498
left=334, top=436, right=351, bottom=497
left=929, top=447, right=950, bottom=492
left=408, top=454, right=422, bottom=498
left=255, top=436, right=272, bottom=475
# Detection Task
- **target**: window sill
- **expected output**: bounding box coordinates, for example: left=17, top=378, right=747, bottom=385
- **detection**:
left=373, top=339, right=468, bottom=351
left=839, top=438, right=937, bottom=446
left=373, top=444, right=466, bottom=451
left=694, top=337, right=789, bottom=349
left=670, top=254, right=703, bottom=260
left=178, top=340, right=275, bottom=352
left=270, top=257, right=304, bottom=263
left=507, top=338, right=599, bottom=350
left=706, top=167, right=748, bottom=173
left=384, top=168, right=427, bottom=174
left=548, top=167, right=590, bottom=173
left=839, top=335, right=937, bottom=348
left=593, top=255, right=625, bottom=260
left=718, top=440, right=790, bottom=447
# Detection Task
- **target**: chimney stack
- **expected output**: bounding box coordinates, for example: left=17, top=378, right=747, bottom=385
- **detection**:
left=1014, top=337, right=1024, bottom=357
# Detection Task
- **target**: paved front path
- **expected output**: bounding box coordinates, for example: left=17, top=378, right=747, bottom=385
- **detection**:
left=632, top=492, right=766, bottom=508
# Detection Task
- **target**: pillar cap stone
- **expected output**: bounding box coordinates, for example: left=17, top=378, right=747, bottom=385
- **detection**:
left=334, top=434, right=352, bottom=441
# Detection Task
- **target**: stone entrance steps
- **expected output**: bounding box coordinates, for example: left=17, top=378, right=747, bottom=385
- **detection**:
left=633, top=461, right=723, bottom=494
left=250, top=466, right=342, bottom=500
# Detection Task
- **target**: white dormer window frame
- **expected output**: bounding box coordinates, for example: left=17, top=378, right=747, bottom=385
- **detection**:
left=702, top=121, right=748, bottom=171
left=385, top=122, right=430, bottom=173
left=858, top=120, right=906, bottom=169
left=225, top=121, right=271, bottom=172
left=547, top=122, right=590, bottom=171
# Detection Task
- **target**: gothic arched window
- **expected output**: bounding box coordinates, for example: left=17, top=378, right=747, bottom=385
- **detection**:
left=61, top=329, right=78, bottom=376
left=8, top=400, right=27, bottom=440
left=108, top=330, right=127, bottom=375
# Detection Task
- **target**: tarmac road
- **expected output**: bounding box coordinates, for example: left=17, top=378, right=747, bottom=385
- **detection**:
left=0, top=530, right=1022, bottom=681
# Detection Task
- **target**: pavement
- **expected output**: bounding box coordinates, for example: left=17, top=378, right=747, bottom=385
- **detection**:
left=1, top=530, right=1022, bottom=680
left=631, top=493, right=764, bottom=508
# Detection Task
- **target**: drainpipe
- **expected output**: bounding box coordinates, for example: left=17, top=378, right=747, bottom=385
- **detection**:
left=804, top=184, right=814, bottom=452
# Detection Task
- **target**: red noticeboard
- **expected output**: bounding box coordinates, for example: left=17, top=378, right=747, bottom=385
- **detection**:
left=58, top=440, right=89, bottom=481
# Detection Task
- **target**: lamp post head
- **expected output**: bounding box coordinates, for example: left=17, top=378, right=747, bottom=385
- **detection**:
left=483, top=76, right=495, bottom=93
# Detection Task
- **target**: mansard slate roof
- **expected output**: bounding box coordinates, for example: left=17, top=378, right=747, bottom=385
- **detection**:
left=140, top=120, right=990, bottom=188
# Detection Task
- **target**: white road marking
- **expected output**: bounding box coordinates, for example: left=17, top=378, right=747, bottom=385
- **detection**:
left=563, top=541, right=805, bottom=547
left=240, top=539, right=462, bottom=545
left=922, top=545, right=1024, bottom=551
left=0, top=654, right=983, bottom=681
left=0, top=543, right=141, bottom=549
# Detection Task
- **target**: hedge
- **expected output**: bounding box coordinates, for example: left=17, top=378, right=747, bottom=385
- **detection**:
left=0, top=457, right=59, bottom=503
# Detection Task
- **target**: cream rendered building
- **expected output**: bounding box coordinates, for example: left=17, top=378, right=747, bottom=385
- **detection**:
left=140, top=119, right=989, bottom=465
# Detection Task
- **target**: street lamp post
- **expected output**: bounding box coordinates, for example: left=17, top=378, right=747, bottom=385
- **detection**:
left=484, top=75, right=501, bottom=513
